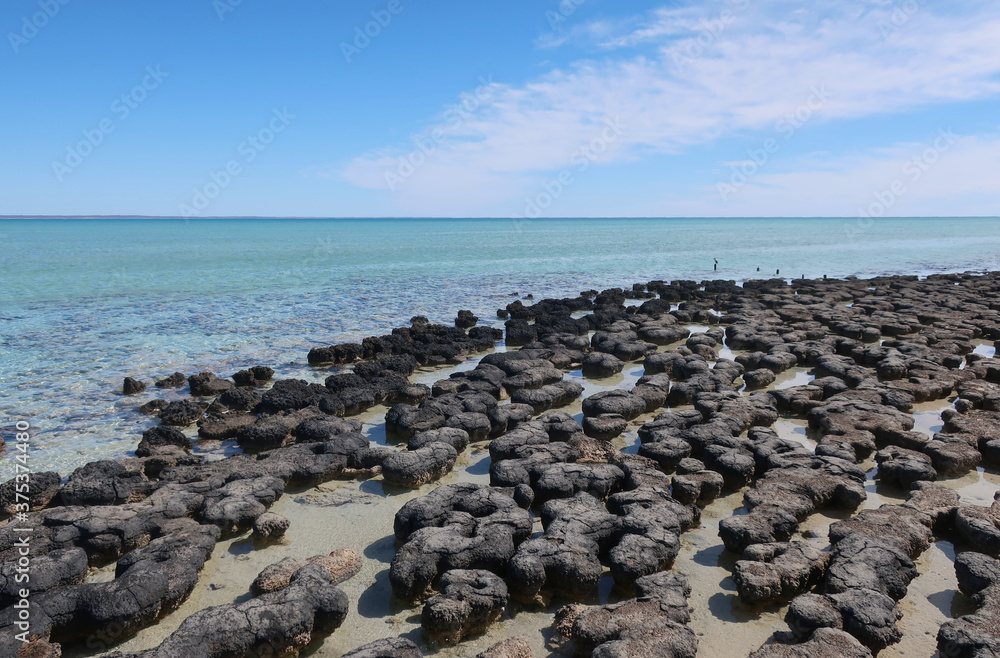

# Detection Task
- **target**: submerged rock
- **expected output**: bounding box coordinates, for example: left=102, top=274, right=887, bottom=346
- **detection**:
left=341, top=637, right=423, bottom=658
left=477, top=636, right=532, bottom=658
left=123, top=377, right=147, bottom=395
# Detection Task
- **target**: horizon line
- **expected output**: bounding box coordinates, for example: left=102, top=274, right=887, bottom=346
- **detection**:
left=2, top=215, right=999, bottom=220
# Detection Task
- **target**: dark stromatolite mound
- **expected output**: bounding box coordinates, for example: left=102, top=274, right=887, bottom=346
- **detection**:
left=748, top=628, right=874, bottom=658
left=719, top=428, right=866, bottom=553
left=924, top=432, right=983, bottom=476
left=252, top=434, right=387, bottom=486
left=807, top=397, right=915, bottom=439
left=187, top=372, right=233, bottom=397
left=954, top=493, right=1000, bottom=557
left=139, top=398, right=169, bottom=415
left=58, top=460, right=153, bottom=506
left=136, top=426, right=191, bottom=457
left=733, top=542, right=830, bottom=605
left=499, top=350, right=578, bottom=380
left=608, top=496, right=683, bottom=590
left=769, top=487, right=946, bottom=653
left=382, top=442, right=458, bottom=488
left=294, top=416, right=364, bottom=443
left=507, top=493, right=613, bottom=604
left=235, top=416, right=295, bottom=452
left=260, top=378, right=339, bottom=414
left=409, top=426, right=470, bottom=452
left=197, top=475, right=286, bottom=533
left=308, top=320, right=500, bottom=366
left=103, top=563, right=348, bottom=658
left=874, top=446, right=936, bottom=487
left=250, top=549, right=362, bottom=596
left=671, top=469, right=724, bottom=506
left=531, top=462, right=625, bottom=505
left=0, top=546, right=87, bottom=606
left=390, top=484, right=533, bottom=602
left=434, top=364, right=505, bottom=397
left=251, top=511, right=289, bottom=542
left=510, top=380, right=584, bottom=413
left=785, top=589, right=903, bottom=652
left=744, top=368, right=777, bottom=389
left=421, top=569, right=508, bottom=643
left=555, top=571, right=697, bottom=658
left=159, top=399, right=205, bottom=426
left=582, top=389, right=647, bottom=420
left=456, top=309, right=479, bottom=328
left=386, top=390, right=499, bottom=439
left=583, top=414, right=628, bottom=440
left=0, top=470, right=61, bottom=514
left=211, top=385, right=262, bottom=411
left=582, top=351, right=625, bottom=378
left=938, top=552, right=1000, bottom=657
left=341, top=637, right=424, bottom=658
left=446, top=411, right=492, bottom=441
left=955, top=552, right=1000, bottom=597
left=232, top=365, right=274, bottom=387
left=0, top=520, right=219, bottom=656
left=827, top=504, right=933, bottom=560
left=823, top=533, right=918, bottom=601
left=123, top=376, right=147, bottom=395
left=154, top=372, right=186, bottom=388
left=196, top=412, right=256, bottom=440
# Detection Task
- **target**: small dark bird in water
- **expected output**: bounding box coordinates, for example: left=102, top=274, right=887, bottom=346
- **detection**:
left=714, top=258, right=718, bottom=271
left=823, top=274, right=827, bottom=279
left=756, top=267, right=760, bottom=272
left=776, top=269, right=780, bottom=275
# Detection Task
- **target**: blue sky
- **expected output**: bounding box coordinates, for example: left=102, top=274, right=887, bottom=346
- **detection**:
left=1, top=0, right=998, bottom=217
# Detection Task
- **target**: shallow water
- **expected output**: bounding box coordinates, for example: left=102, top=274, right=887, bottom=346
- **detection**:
left=5, top=217, right=1000, bottom=479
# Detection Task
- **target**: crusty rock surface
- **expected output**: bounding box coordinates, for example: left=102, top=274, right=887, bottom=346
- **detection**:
left=422, top=569, right=508, bottom=643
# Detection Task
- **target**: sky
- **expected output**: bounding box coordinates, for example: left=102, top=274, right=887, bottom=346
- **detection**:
left=1, top=0, right=999, bottom=218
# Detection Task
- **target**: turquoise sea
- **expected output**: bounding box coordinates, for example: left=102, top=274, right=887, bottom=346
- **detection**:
left=2, top=217, right=999, bottom=480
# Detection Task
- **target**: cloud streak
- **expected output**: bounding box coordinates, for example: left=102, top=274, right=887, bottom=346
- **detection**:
left=336, top=0, right=1000, bottom=215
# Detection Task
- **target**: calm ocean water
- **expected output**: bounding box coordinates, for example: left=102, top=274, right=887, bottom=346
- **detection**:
left=2, top=217, right=999, bottom=479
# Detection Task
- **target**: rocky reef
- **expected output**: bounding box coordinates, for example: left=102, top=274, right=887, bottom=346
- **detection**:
left=5, top=272, right=1000, bottom=656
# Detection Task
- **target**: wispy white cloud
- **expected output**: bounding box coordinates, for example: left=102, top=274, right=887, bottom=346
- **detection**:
left=663, top=131, right=1000, bottom=217
left=334, top=0, right=1000, bottom=215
